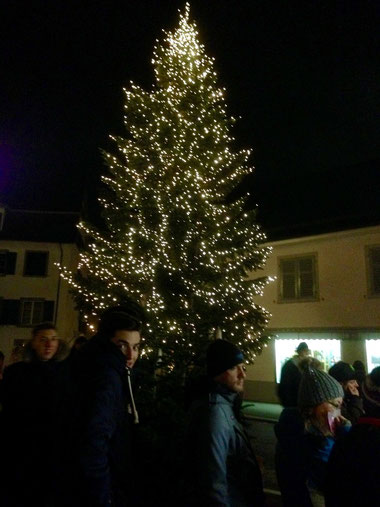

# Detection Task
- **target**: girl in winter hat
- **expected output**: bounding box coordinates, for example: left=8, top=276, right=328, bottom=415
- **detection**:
left=297, top=365, right=351, bottom=494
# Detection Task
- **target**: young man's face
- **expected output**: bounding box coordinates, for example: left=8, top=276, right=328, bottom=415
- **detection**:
left=32, top=328, right=59, bottom=361
left=214, top=363, right=247, bottom=393
left=111, top=330, right=141, bottom=368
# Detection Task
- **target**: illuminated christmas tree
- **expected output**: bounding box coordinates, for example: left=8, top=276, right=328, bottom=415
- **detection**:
left=61, top=4, right=271, bottom=371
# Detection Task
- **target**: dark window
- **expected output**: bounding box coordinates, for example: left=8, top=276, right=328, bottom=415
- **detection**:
left=0, top=299, right=20, bottom=325
left=279, top=255, right=318, bottom=301
left=24, top=251, right=48, bottom=276
left=368, top=246, right=380, bottom=296
left=0, top=251, right=17, bottom=275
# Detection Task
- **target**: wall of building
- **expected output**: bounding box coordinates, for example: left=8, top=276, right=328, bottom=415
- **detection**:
left=245, top=226, right=380, bottom=402
left=0, top=240, right=79, bottom=361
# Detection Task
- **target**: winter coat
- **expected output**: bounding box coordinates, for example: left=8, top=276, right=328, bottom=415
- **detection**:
left=341, top=392, right=364, bottom=424
left=0, top=341, right=72, bottom=507
left=277, top=358, right=302, bottom=407
left=183, top=381, right=265, bottom=507
left=274, top=408, right=313, bottom=507
left=325, top=416, right=380, bottom=506
left=274, top=407, right=351, bottom=506
left=70, top=333, right=139, bottom=507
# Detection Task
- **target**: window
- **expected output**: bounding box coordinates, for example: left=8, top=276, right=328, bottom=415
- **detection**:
left=275, top=339, right=341, bottom=382
left=366, top=340, right=380, bottom=372
left=0, top=250, right=17, bottom=275
left=367, top=246, right=380, bottom=297
left=24, top=251, right=48, bottom=276
left=278, top=254, right=318, bottom=302
left=20, top=299, right=45, bottom=326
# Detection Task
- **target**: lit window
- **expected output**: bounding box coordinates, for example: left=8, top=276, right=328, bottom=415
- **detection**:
left=278, top=254, right=318, bottom=302
left=20, top=299, right=44, bottom=326
left=24, top=251, right=48, bottom=277
left=367, top=246, right=380, bottom=297
left=366, top=339, right=380, bottom=372
left=275, top=338, right=341, bottom=382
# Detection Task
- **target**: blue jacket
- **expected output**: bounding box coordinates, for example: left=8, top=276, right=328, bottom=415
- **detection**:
left=184, top=381, right=264, bottom=507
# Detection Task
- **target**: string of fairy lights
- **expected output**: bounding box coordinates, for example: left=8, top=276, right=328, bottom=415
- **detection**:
left=59, top=3, right=273, bottom=361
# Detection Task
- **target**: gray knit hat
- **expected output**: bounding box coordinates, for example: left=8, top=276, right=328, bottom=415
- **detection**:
left=298, top=367, right=344, bottom=409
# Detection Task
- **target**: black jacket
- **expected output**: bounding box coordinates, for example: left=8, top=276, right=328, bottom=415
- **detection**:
left=71, top=333, right=138, bottom=507
left=325, top=416, right=380, bottom=506
left=278, top=358, right=302, bottom=407
left=0, top=343, right=72, bottom=507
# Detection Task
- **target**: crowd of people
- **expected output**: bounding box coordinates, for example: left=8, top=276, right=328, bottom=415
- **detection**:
left=0, top=312, right=379, bottom=506
left=276, top=342, right=380, bottom=506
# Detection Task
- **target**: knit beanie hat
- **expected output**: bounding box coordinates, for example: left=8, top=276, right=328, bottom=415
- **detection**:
left=207, top=340, right=244, bottom=378
left=298, top=366, right=344, bottom=409
left=362, top=366, right=380, bottom=417
left=328, top=361, right=356, bottom=383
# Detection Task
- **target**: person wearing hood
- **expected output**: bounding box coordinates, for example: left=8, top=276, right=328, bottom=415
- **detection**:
left=328, top=361, right=364, bottom=424
left=183, top=339, right=265, bottom=507
left=70, top=304, right=143, bottom=507
left=0, top=322, right=71, bottom=506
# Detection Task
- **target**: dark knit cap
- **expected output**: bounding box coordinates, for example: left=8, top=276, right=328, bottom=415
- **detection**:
left=328, top=361, right=356, bottom=383
left=207, top=340, right=244, bottom=378
left=362, top=366, right=380, bottom=417
left=298, top=367, right=344, bottom=409
left=296, top=342, right=309, bottom=354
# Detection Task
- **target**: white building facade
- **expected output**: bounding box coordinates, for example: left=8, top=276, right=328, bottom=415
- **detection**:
left=246, top=224, right=380, bottom=402
left=0, top=206, right=79, bottom=362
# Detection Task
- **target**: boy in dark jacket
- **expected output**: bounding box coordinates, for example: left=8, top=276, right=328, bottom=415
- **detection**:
left=0, top=322, right=71, bottom=507
left=71, top=304, right=143, bottom=507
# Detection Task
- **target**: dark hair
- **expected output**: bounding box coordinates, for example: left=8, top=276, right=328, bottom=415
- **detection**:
left=353, top=360, right=366, bottom=372
left=32, top=322, right=57, bottom=338
left=369, top=366, right=380, bottom=387
left=98, top=304, right=143, bottom=339
left=0, top=351, right=4, bottom=360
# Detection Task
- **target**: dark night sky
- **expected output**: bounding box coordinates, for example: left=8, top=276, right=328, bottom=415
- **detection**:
left=1, top=0, right=379, bottom=233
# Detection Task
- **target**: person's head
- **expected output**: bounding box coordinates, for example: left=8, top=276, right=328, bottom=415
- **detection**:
left=296, top=342, right=310, bottom=359
left=362, top=366, right=380, bottom=418
left=98, top=304, right=143, bottom=369
left=207, top=340, right=246, bottom=393
left=73, top=336, right=87, bottom=351
left=353, top=360, right=365, bottom=372
left=329, top=361, right=358, bottom=393
left=31, top=323, right=59, bottom=361
left=298, top=365, right=344, bottom=432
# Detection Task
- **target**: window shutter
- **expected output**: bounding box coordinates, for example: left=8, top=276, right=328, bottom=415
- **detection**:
left=43, top=301, right=55, bottom=322
left=6, top=252, right=17, bottom=274
left=0, top=299, right=20, bottom=325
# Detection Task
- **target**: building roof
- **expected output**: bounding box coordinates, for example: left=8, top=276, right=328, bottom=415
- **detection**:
left=0, top=206, right=80, bottom=243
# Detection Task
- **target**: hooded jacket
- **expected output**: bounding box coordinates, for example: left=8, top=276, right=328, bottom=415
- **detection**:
left=184, top=380, right=264, bottom=507
left=70, top=333, right=138, bottom=507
